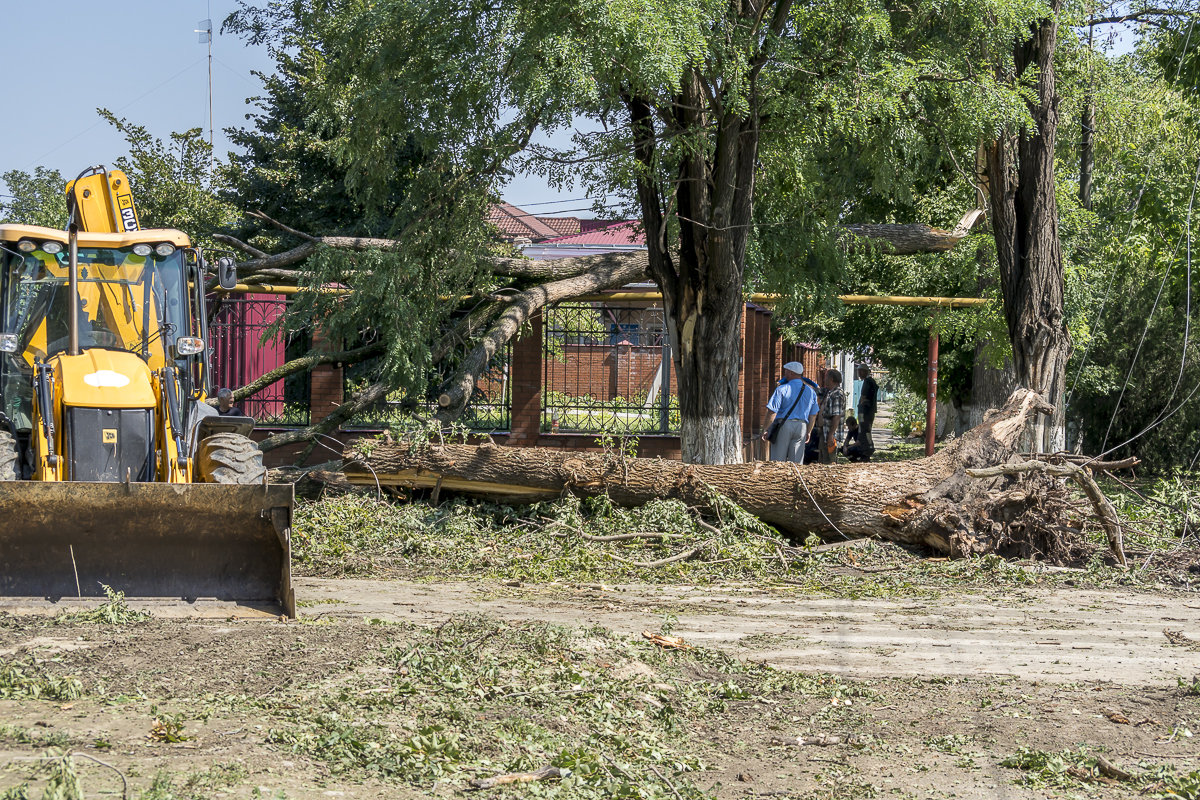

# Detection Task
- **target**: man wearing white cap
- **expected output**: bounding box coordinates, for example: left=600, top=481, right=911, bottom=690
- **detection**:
left=761, top=361, right=820, bottom=463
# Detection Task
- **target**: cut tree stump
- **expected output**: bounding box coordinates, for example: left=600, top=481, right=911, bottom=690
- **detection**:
left=344, top=389, right=1124, bottom=562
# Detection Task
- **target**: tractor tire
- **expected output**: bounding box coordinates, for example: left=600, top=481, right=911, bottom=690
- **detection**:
left=196, top=433, right=267, bottom=485
left=0, top=431, right=17, bottom=481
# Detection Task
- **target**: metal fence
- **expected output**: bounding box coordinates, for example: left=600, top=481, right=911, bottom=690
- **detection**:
left=344, top=343, right=512, bottom=432
left=542, top=302, right=678, bottom=434
left=208, top=295, right=311, bottom=426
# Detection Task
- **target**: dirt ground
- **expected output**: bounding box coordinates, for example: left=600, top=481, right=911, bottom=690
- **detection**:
left=2, top=580, right=1198, bottom=799
left=296, top=578, right=1200, bottom=684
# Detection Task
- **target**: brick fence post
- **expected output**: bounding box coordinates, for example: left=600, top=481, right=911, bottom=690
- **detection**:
left=308, top=325, right=344, bottom=425
left=508, top=311, right=543, bottom=445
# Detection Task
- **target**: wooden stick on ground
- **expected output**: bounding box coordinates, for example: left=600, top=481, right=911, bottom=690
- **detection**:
left=468, top=765, right=568, bottom=791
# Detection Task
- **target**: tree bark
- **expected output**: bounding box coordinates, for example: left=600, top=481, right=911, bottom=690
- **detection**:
left=969, top=244, right=1019, bottom=428
left=225, top=341, right=385, bottom=404
left=347, top=389, right=1105, bottom=561
left=844, top=210, right=986, bottom=255
left=986, top=8, right=1072, bottom=454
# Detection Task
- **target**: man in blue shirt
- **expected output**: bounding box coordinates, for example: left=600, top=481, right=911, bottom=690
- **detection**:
left=761, top=362, right=820, bottom=463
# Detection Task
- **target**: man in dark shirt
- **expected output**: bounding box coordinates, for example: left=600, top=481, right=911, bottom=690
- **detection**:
left=856, top=365, right=878, bottom=459
left=216, top=388, right=244, bottom=416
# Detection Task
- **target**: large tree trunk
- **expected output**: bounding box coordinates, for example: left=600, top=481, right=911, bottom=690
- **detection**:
left=668, top=275, right=745, bottom=465
left=986, top=8, right=1071, bottom=453
left=346, top=389, right=1107, bottom=561
left=969, top=245, right=1019, bottom=428
left=627, top=59, right=761, bottom=464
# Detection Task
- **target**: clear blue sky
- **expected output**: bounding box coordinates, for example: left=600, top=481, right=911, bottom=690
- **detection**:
left=0, top=0, right=571, bottom=210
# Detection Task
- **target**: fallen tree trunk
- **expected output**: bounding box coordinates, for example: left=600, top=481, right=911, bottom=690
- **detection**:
left=216, top=208, right=985, bottom=286
left=344, top=389, right=1123, bottom=562
left=842, top=210, right=986, bottom=256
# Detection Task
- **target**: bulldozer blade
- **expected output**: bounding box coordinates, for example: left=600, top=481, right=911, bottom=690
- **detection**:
left=0, top=482, right=295, bottom=618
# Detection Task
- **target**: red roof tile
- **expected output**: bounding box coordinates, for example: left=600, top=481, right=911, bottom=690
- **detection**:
left=541, top=221, right=645, bottom=247
left=580, top=218, right=630, bottom=232
left=487, top=203, right=561, bottom=241
left=536, top=216, right=581, bottom=236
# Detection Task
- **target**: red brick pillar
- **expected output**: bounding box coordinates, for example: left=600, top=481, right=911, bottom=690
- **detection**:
left=741, top=308, right=755, bottom=441
left=753, top=309, right=769, bottom=435
left=770, top=328, right=783, bottom=388
left=508, top=311, right=543, bottom=445
left=309, top=326, right=344, bottom=425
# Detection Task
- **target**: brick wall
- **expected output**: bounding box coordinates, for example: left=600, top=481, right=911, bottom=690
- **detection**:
left=543, top=344, right=665, bottom=401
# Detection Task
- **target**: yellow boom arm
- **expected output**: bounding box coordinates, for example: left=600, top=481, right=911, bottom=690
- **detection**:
left=65, top=167, right=140, bottom=234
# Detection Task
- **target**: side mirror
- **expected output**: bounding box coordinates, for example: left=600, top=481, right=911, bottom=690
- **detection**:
left=217, top=257, right=238, bottom=290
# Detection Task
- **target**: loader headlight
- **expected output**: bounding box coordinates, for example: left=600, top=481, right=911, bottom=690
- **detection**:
left=16, top=240, right=35, bottom=253
left=41, top=241, right=63, bottom=255
left=154, top=243, right=177, bottom=257
left=132, top=243, right=153, bottom=257
left=0, top=334, right=18, bottom=353
left=174, top=336, right=205, bottom=356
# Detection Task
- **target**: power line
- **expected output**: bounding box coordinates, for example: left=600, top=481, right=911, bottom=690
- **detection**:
left=1088, top=16, right=1200, bottom=459
left=1067, top=15, right=1197, bottom=410
left=22, top=56, right=207, bottom=171
left=502, top=196, right=596, bottom=208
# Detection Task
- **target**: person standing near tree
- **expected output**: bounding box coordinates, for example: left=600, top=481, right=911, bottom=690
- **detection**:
left=856, top=365, right=878, bottom=459
left=820, top=369, right=845, bottom=464
left=761, top=362, right=820, bottom=463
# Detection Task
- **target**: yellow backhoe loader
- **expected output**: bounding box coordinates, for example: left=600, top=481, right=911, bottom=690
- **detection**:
left=0, top=166, right=294, bottom=616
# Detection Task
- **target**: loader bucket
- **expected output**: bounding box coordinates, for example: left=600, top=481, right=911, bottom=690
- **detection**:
left=0, top=482, right=295, bottom=618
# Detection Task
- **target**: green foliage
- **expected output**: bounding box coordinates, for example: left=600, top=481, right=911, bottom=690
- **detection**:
left=263, top=613, right=855, bottom=795
left=291, top=491, right=1161, bottom=594
left=0, top=724, right=71, bottom=749
left=135, top=765, right=248, bottom=800
left=0, top=757, right=83, bottom=800
left=223, top=3, right=505, bottom=394
left=291, top=492, right=802, bottom=584
left=148, top=714, right=192, bottom=744
left=0, top=661, right=83, bottom=701
left=221, top=0, right=1058, bottom=442
left=1053, top=48, right=1200, bottom=469
left=0, top=167, right=68, bottom=227
left=38, top=757, right=83, bottom=800
left=888, top=385, right=925, bottom=437
left=96, top=110, right=238, bottom=249
left=1002, top=746, right=1200, bottom=798
left=54, top=584, right=150, bottom=626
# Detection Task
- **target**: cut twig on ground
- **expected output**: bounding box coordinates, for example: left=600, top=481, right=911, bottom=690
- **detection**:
left=468, top=765, right=568, bottom=790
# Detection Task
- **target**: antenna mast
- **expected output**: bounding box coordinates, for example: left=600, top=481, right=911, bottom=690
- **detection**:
left=195, top=10, right=214, bottom=173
